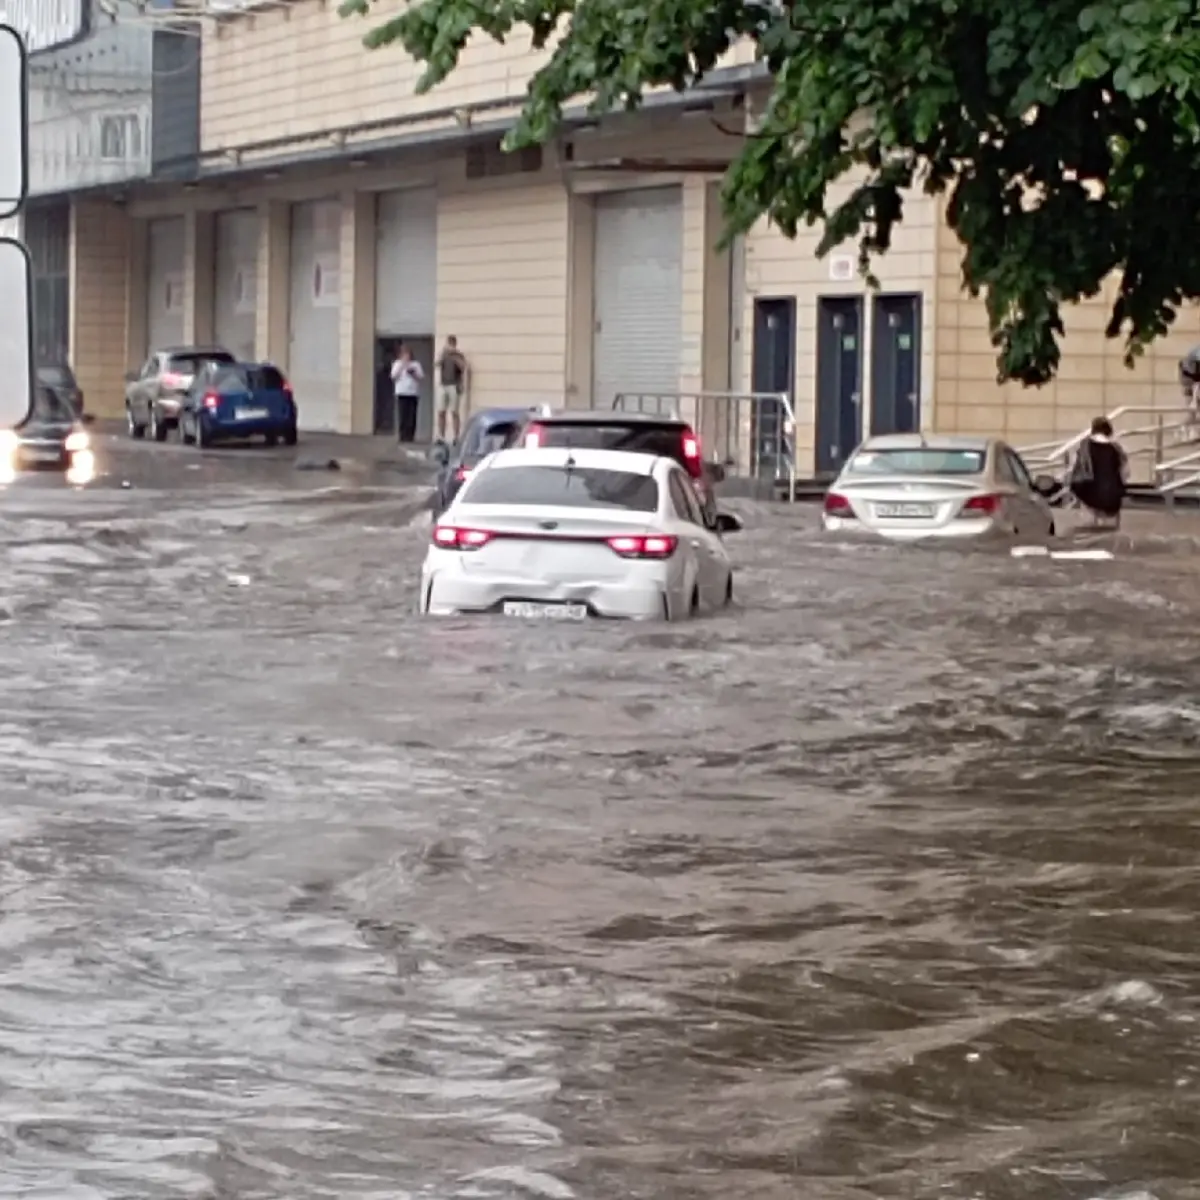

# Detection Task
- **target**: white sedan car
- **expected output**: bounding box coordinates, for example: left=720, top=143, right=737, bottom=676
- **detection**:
left=822, top=434, right=1059, bottom=542
left=419, top=446, right=742, bottom=621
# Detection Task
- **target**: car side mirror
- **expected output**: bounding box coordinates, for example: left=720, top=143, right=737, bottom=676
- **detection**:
left=430, top=442, right=450, bottom=466
left=124, top=370, right=138, bottom=383
left=1033, top=473, right=1059, bottom=495
left=80, top=412, right=95, bottom=425
left=715, top=511, right=743, bottom=535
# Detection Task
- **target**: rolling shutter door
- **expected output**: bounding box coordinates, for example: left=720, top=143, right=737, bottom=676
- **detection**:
left=374, top=187, right=437, bottom=335
left=592, top=187, right=683, bottom=407
left=213, top=209, right=258, bottom=361
left=146, top=216, right=185, bottom=352
left=287, top=199, right=342, bottom=431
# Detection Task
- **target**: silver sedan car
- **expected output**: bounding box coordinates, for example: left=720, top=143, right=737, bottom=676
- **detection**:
left=822, top=434, right=1059, bottom=541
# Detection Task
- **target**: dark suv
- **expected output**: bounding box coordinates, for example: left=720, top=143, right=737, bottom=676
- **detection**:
left=513, top=410, right=724, bottom=527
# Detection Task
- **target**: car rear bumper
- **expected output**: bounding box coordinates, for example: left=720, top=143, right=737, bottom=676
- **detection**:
left=201, top=415, right=294, bottom=441
left=422, top=570, right=666, bottom=619
left=822, top=515, right=1007, bottom=541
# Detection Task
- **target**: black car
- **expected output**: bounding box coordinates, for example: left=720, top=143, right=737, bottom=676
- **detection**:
left=124, top=345, right=236, bottom=441
left=431, top=406, right=536, bottom=517
left=512, top=409, right=725, bottom=527
left=7, top=386, right=92, bottom=472
left=37, top=363, right=84, bottom=420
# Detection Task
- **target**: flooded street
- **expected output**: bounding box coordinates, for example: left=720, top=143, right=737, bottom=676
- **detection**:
left=1, top=436, right=1198, bottom=1200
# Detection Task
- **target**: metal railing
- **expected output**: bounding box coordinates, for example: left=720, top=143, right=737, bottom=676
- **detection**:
left=1018, top=405, right=1195, bottom=487
left=1154, top=445, right=1200, bottom=505
left=613, top=390, right=798, bottom=502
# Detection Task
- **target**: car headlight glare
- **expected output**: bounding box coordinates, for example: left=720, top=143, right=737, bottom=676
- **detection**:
left=65, top=430, right=89, bottom=452
left=0, top=429, right=17, bottom=455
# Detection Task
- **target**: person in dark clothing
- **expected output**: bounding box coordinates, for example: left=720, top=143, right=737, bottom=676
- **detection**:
left=1068, top=417, right=1128, bottom=523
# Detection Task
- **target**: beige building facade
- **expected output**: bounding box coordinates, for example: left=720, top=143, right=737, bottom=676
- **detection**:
left=61, top=2, right=1198, bottom=476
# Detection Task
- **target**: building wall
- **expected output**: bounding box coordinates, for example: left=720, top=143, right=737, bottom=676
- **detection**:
left=69, top=199, right=135, bottom=420
left=436, top=178, right=570, bottom=408
left=933, top=215, right=1200, bottom=451
left=27, top=19, right=153, bottom=196
left=199, top=3, right=756, bottom=158
left=743, top=175, right=939, bottom=475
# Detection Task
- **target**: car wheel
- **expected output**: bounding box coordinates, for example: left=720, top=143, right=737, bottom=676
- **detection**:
left=179, top=413, right=193, bottom=445
left=1047, top=519, right=1056, bottom=538
left=150, top=408, right=168, bottom=443
left=723, top=573, right=734, bottom=607
left=283, top=424, right=298, bottom=447
left=689, top=587, right=700, bottom=618
left=661, top=592, right=673, bottom=622
left=264, top=434, right=278, bottom=447
left=196, top=417, right=210, bottom=449
left=126, top=405, right=145, bottom=439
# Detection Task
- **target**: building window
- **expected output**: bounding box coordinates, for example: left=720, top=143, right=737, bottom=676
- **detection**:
left=99, top=114, right=143, bottom=161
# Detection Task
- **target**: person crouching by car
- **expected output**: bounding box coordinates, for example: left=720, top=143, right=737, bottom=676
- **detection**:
left=1068, top=418, right=1129, bottom=526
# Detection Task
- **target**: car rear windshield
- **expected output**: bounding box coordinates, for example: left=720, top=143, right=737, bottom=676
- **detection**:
left=169, top=352, right=235, bottom=376
left=848, top=448, right=985, bottom=476
left=462, top=419, right=521, bottom=458
left=460, top=465, right=658, bottom=512
left=209, top=365, right=286, bottom=393
left=37, top=366, right=75, bottom=387
left=534, top=421, right=686, bottom=462
left=32, top=387, right=74, bottom=421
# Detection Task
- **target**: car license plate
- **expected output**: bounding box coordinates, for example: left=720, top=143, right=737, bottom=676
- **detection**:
left=234, top=407, right=268, bottom=421
left=26, top=449, right=61, bottom=463
left=874, top=502, right=935, bottom=518
left=502, top=601, right=587, bottom=621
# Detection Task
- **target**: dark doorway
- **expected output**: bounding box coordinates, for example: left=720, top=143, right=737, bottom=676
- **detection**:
left=815, top=296, right=864, bottom=475
left=373, top=334, right=435, bottom=439
left=871, top=293, right=922, bottom=435
left=750, top=297, right=796, bottom=479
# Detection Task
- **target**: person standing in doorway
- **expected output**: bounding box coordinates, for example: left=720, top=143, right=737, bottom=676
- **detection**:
left=435, top=335, right=469, bottom=443
left=390, top=343, right=424, bottom=444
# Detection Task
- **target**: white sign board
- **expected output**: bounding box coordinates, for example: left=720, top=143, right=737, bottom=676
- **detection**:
left=0, top=0, right=86, bottom=55
left=0, top=25, right=26, bottom=218
left=0, top=237, right=33, bottom=426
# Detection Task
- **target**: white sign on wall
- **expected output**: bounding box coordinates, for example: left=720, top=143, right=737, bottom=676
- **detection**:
left=164, top=271, right=184, bottom=314
left=0, top=25, right=26, bottom=217
left=0, top=0, right=87, bottom=55
left=311, top=254, right=340, bottom=307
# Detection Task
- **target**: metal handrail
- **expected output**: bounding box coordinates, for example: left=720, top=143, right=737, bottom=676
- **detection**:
left=612, top=390, right=798, bottom=502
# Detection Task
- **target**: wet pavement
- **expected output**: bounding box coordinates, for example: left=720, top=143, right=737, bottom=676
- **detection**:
left=1, top=432, right=1198, bottom=1199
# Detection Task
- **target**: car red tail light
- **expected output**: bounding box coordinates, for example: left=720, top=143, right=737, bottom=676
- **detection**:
left=283, top=384, right=294, bottom=404
left=823, top=491, right=854, bottom=517
left=161, top=372, right=187, bottom=390
left=432, top=524, right=492, bottom=550
left=681, top=428, right=702, bottom=478
left=959, top=494, right=1001, bottom=516
left=454, top=467, right=470, bottom=482
left=606, top=534, right=678, bottom=559
left=523, top=423, right=544, bottom=448
left=202, top=392, right=219, bottom=410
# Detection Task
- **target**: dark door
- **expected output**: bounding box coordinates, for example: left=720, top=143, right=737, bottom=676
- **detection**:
left=815, top=297, right=864, bottom=475
left=750, top=297, right=796, bottom=479
left=871, top=293, right=921, bottom=435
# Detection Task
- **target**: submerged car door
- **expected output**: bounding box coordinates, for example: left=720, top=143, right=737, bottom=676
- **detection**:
left=1003, top=446, right=1052, bottom=531
left=668, top=470, right=718, bottom=605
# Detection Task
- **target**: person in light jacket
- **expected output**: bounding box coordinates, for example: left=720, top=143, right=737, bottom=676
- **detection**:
left=390, top=344, right=424, bottom=444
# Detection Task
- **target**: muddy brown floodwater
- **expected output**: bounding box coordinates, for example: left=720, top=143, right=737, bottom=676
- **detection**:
left=0, top=449, right=1198, bottom=1199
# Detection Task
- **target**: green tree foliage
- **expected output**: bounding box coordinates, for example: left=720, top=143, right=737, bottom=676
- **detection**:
left=340, top=0, right=1200, bottom=385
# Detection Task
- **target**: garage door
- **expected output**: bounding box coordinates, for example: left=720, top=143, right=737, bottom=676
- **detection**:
left=214, top=208, right=258, bottom=361
left=375, top=187, right=437, bottom=335
left=288, top=198, right=342, bottom=431
left=146, top=216, right=185, bottom=353
left=592, top=187, right=683, bottom=407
